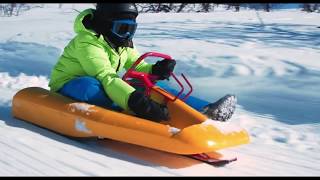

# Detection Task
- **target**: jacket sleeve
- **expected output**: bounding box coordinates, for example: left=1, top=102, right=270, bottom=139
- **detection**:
left=75, top=41, right=135, bottom=111
left=124, top=47, right=153, bottom=73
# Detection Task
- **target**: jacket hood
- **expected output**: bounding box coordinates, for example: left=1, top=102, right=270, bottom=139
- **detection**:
left=73, top=8, right=96, bottom=35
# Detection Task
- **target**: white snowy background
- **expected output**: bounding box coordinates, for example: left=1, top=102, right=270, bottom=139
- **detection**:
left=0, top=4, right=319, bottom=176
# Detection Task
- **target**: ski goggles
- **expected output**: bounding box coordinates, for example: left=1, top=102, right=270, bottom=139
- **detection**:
left=111, top=19, right=137, bottom=40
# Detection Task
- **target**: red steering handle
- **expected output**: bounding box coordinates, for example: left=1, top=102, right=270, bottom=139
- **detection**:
left=122, top=52, right=192, bottom=101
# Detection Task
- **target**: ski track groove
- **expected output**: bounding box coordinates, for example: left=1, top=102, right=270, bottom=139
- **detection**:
left=0, top=139, right=68, bottom=175
left=230, top=146, right=320, bottom=175
left=0, top=141, right=53, bottom=175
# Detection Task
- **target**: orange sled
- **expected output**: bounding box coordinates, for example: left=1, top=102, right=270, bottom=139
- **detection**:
left=12, top=52, right=249, bottom=162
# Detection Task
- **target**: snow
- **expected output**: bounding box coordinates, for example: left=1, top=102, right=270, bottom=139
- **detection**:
left=201, top=119, right=244, bottom=134
left=167, top=126, right=181, bottom=135
left=69, top=103, right=96, bottom=114
left=75, top=118, right=92, bottom=134
left=0, top=4, right=320, bottom=176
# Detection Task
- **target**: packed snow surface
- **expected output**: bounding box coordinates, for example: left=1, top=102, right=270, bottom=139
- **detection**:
left=0, top=4, right=319, bottom=176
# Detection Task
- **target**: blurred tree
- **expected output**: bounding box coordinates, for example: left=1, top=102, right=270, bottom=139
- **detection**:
left=201, top=3, right=211, bottom=12
left=0, top=3, right=26, bottom=16
left=302, top=3, right=312, bottom=12
left=264, top=3, right=271, bottom=12
left=176, top=3, right=188, bottom=13
left=226, top=3, right=240, bottom=11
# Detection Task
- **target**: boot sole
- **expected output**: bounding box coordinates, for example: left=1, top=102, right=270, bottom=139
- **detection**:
left=201, top=94, right=237, bottom=122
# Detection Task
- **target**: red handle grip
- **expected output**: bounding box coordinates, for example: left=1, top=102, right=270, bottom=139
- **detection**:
left=122, top=52, right=173, bottom=90
left=122, top=52, right=193, bottom=101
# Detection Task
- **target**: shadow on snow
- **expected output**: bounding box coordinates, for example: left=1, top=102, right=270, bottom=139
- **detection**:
left=0, top=41, right=60, bottom=77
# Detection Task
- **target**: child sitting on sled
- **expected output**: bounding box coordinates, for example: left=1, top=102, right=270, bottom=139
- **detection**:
left=49, top=3, right=236, bottom=122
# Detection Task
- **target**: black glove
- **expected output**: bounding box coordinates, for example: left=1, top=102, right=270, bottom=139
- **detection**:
left=152, top=59, right=176, bottom=80
left=128, top=90, right=169, bottom=122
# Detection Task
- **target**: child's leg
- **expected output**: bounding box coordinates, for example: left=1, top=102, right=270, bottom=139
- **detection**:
left=155, top=81, right=209, bottom=111
left=156, top=81, right=237, bottom=121
left=58, top=76, right=121, bottom=111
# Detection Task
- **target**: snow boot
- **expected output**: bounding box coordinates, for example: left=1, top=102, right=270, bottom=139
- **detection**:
left=201, top=94, right=237, bottom=122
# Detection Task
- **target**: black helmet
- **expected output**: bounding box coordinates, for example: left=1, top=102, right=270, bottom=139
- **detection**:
left=95, top=3, right=138, bottom=20
left=90, top=3, right=138, bottom=48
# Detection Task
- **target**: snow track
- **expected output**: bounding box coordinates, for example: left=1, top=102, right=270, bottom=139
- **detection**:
left=0, top=4, right=319, bottom=176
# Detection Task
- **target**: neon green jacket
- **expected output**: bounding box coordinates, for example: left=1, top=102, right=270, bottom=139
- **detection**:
left=49, top=9, right=152, bottom=110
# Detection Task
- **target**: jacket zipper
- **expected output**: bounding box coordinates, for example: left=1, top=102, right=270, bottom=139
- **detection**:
left=116, top=48, right=126, bottom=72
left=100, top=35, right=123, bottom=73
left=116, top=57, right=121, bottom=72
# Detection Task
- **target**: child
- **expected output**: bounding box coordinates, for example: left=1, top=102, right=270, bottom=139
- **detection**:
left=49, top=3, right=236, bottom=122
